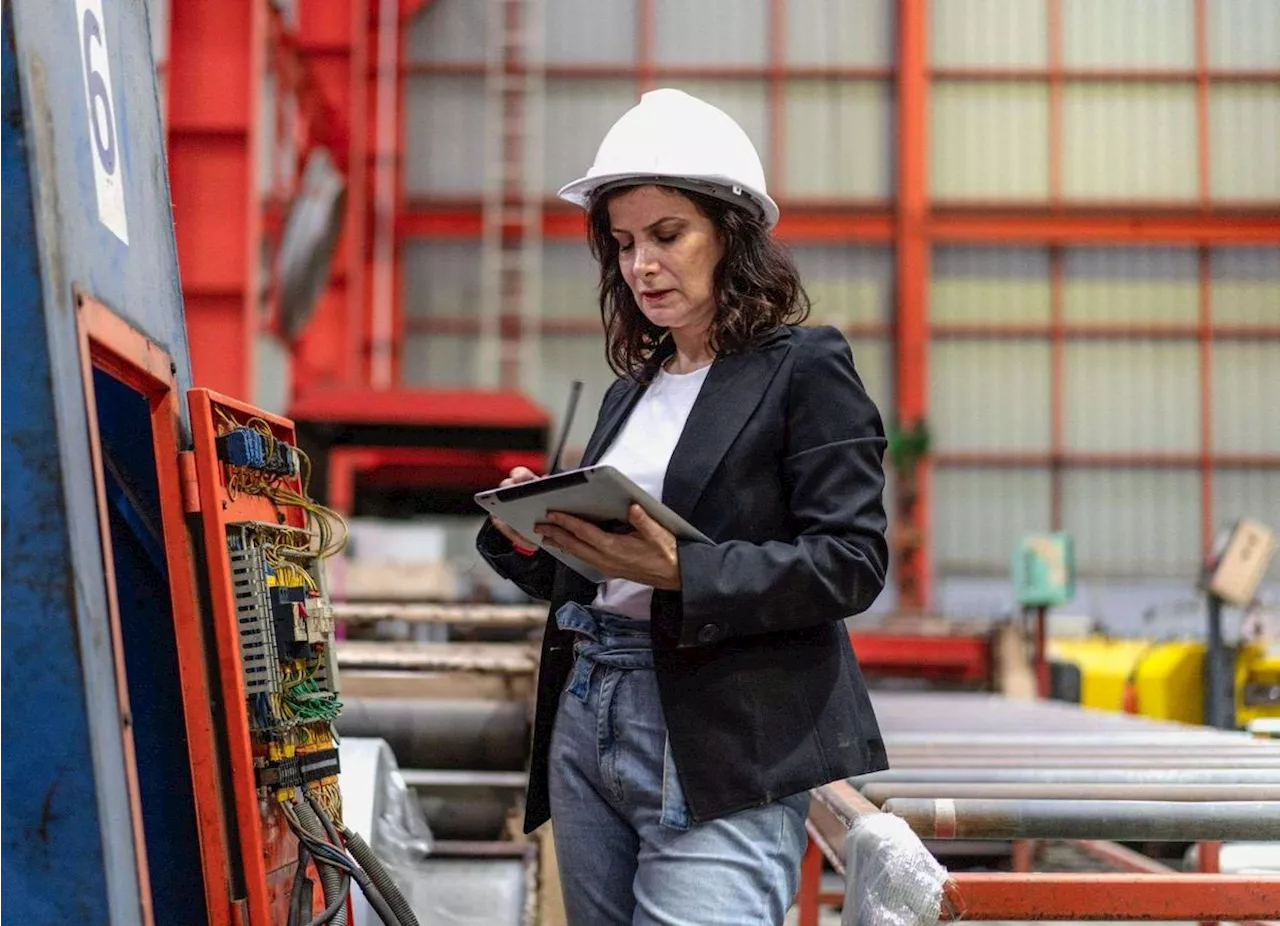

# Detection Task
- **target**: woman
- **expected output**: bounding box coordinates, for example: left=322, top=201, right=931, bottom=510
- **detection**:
left=476, top=89, right=889, bottom=925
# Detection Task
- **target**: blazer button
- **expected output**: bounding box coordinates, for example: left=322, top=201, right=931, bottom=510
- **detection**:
left=696, top=624, right=721, bottom=644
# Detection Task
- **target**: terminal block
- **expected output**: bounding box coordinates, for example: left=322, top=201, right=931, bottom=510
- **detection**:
left=230, top=547, right=281, bottom=696
left=255, top=747, right=341, bottom=789
left=217, top=427, right=297, bottom=476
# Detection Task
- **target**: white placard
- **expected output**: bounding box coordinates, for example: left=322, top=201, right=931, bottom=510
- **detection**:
left=74, top=0, right=128, bottom=245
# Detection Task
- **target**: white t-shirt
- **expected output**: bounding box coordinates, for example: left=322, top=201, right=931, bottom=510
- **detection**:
left=591, top=363, right=711, bottom=620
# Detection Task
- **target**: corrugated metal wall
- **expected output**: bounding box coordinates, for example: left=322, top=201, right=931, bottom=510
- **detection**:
left=398, top=0, right=900, bottom=429
left=399, top=0, right=1278, bottom=602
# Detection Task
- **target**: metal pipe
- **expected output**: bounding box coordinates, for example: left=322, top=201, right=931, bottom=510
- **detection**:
left=335, top=697, right=529, bottom=770
left=881, top=798, right=1280, bottom=841
left=401, top=769, right=527, bottom=789
left=860, top=782, right=1280, bottom=802
left=333, top=602, right=546, bottom=626
left=859, top=769, right=1280, bottom=785
left=890, top=747, right=1280, bottom=753
left=882, top=757, right=1280, bottom=769
left=884, top=734, right=1251, bottom=745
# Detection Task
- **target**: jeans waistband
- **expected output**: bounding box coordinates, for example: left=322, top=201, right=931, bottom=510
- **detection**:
left=556, top=602, right=653, bottom=701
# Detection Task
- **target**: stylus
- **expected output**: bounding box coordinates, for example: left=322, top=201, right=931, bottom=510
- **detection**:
left=547, top=380, right=583, bottom=475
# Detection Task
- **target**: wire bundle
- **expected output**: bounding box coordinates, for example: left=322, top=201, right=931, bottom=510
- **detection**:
left=281, top=792, right=418, bottom=926
left=309, top=779, right=344, bottom=826
left=214, top=407, right=349, bottom=559
left=282, top=656, right=342, bottom=725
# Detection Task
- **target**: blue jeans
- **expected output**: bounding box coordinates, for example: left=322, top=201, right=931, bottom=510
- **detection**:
left=547, top=602, right=810, bottom=926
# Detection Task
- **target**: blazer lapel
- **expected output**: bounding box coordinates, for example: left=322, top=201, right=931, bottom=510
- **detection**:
left=662, top=337, right=792, bottom=520
left=580, top=377, right=645, bottom=467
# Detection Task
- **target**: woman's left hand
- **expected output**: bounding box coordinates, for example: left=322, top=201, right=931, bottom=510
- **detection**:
left=535, top=504, right=681, bottom=590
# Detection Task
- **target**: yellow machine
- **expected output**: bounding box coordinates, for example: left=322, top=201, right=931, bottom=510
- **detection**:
left=1047, top=636, right=1280, bottom=728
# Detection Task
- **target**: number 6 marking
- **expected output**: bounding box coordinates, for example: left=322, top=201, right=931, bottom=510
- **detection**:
left=73, top=0, right=128, bottom=244
left=81, top=9, right=115, bottom=176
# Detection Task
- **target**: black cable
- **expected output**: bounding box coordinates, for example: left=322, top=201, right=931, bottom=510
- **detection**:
left=282, top=802, right=355, bottom=872
left=284, top=799, right=353, bottom=926
left=302, top=872, right=351, bottom=926
left=287, top=842, right=312, bottom=926
left=348, top=872, right=401, bottom=926
left=284, top=820, right=351, bottom=926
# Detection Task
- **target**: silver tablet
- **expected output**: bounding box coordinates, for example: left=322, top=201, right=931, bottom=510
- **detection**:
left=474, top=464, right=712, bottom=583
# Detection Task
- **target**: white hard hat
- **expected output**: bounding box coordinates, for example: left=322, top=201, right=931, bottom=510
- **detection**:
left=557, top=88, right=779, bottom=229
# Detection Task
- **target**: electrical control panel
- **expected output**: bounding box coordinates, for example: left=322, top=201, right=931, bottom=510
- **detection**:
left=184, top=390, right=350, bottom=918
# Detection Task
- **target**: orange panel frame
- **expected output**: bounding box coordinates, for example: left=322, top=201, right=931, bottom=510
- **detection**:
left=187, top=388, right=316, bottom=925
left=74, top=293, right=232, bottom=926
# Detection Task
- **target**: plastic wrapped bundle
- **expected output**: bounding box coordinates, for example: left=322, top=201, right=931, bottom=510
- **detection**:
left=841, top=813, right=949, bottom=926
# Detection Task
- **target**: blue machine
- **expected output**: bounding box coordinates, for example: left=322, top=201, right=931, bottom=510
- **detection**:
left=3, top=1, right=198, bottom=921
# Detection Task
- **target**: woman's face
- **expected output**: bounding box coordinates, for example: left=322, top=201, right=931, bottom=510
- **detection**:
left=607, top=185, right=724, bottom=336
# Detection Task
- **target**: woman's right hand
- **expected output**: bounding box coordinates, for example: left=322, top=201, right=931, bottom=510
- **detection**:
left=491, top=466, right=541, bottom=552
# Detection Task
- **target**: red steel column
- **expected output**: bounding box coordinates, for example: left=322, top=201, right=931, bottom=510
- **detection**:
left=1195, top=0, right=1215, bottom=559
left=896, top=0, right=932, bottom=610
left=293, top=1, right=368, bottom=394
left=168, top=0, right=266, bottom=399
left=1047, top=0, right=1065, bottom=532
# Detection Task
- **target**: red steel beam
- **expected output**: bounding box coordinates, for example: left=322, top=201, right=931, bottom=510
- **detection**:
left=931, top=67, right=1280, bottom=81
left=401, top=61, right=893, bottom=80
left=399, top=0, right=434, bottom=18
left=941, top=873, right=1280, bottom=921
left=935, top=451, right=1280, bottom=468
left=398, top=203, right=1280, bottom=243
left=930, top=209, right=1280, bottom=242
left=896, top=0, right=932, bottom=610
left=403, top=317, right=890, bottom=338
left=848, top=633, right=993, bottom=685
left=167, top=0, right=266, bottom=398
left=398, top=61, right=1280, bottom=82
left=931, top=322, right=1280, bottom=338
left=326, top=447, right=547, bottom=512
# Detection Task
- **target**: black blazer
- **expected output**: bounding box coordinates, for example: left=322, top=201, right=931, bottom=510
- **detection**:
left=477, top=324, right=890, bottom=833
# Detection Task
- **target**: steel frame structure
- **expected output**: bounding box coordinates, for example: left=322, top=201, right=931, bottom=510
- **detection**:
left=167, top=1, right=1280, bottom=607
left=398, top=0, right=1280, bottom=609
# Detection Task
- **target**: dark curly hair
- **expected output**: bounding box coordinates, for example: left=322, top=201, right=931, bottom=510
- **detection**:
left=587, top=186, right=811, bottom=382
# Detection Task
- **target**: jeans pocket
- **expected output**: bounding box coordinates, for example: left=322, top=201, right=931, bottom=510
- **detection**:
left=659, top=736, right=692, bottom=831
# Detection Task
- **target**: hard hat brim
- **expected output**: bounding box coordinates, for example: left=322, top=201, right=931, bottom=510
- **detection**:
left=557, top=172, right=780, bottom=230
